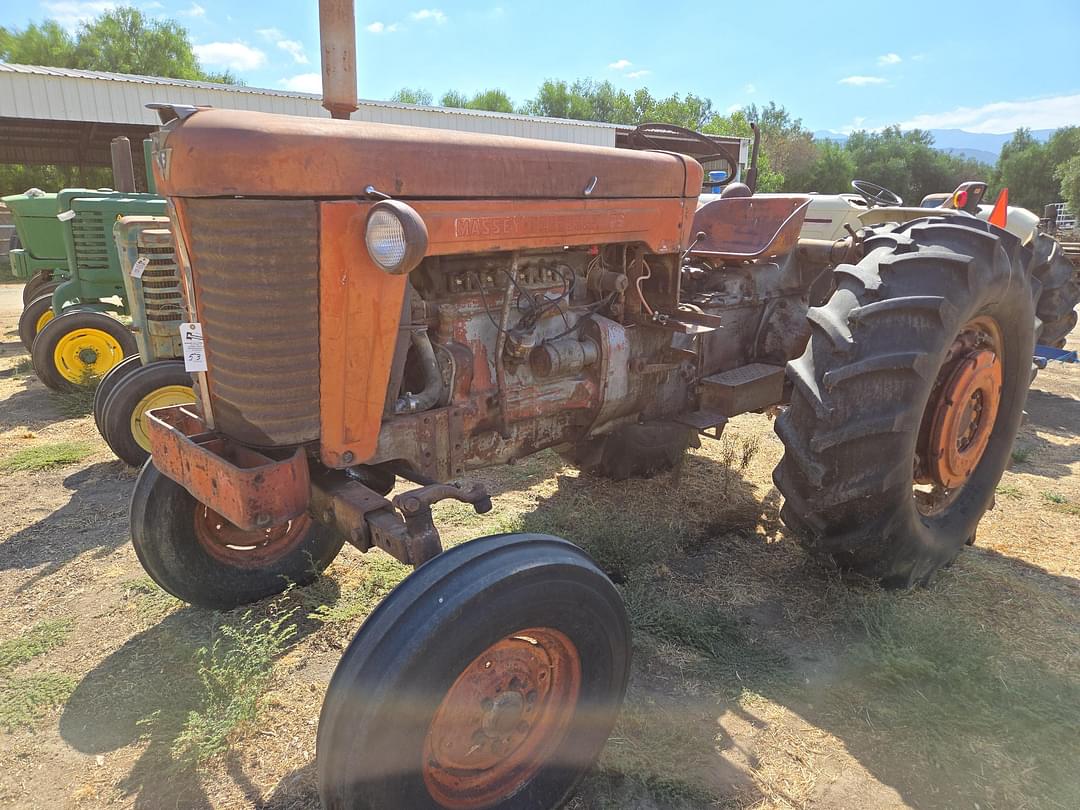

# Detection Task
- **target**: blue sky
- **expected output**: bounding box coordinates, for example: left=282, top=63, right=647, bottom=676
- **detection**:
left=4, top=0, right=1080, bottom=133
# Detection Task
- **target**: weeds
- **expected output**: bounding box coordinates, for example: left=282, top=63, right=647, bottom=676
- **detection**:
left=0, top=619, right=72, bottom=669
left=309, top=554, right=407, bottom=625
left=0, top=440, right=93, bottom=472
left=1041, top=492, right=1080, bottom=516
left=170, top=610, right=298, bottom=765
left=1010, top=444, right=1034, bottom=464
left=50, top=371, right=101, bottom=418
left=0, top=620, right=76, bottom=730
left=994, top=484, right=1023, bottom=499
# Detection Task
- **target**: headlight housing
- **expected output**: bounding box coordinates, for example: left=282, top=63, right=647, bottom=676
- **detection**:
left=364, top=200, right=428, bottom=275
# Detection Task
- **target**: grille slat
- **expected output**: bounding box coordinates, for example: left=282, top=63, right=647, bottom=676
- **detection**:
left=184, top=198, right=320, bottom=447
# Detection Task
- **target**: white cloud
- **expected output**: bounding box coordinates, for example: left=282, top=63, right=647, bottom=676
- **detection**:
left=180, top=2, right=205, bottom=16
left=257, top=28, right=308, bottom=63
left=608, top=58, right=632, bottom=70
left=626, top=69, right=651, bottom=79
left=744, top=83, right=756, bottom=94
left=839, top=75, right=887, bottom=86
left=877, top=53, right=901, bottom=66
left=279, top=73, right=323, bottom=94
left=365, top=21, right=399, bottom=33
left=410, top=8, right=447, bottom=24
left=276, top=39, right=308, bottom=64
left=41, top=1, right=116, bottom=28
left=193, top=42, right=266, bottom=71
left=899, top=93, right=1080, bottom=134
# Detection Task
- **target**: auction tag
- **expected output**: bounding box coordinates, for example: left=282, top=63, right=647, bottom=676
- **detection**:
left=57, top=210, right=76, bottom=221
left=179, top=322, right=208, bottom=372
left=130, top=256, right=149, bottom=279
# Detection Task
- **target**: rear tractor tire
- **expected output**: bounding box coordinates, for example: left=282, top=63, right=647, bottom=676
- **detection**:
left=1031, top=232, right=1080, bottom=348
left=129, top=462, right=346, bottom=610
left=560, top=422, right=697, bottom=480
left=101, top=360, right=195, bottom=467
left=317, top=532, right=631, bottom=810
left=31, top=310, right=137, bottom=391
left=773, top=218, right=1036, bottom=587
left=17, top=293, right=55, bottom=351
left=22, top=271, right=57, bottom=307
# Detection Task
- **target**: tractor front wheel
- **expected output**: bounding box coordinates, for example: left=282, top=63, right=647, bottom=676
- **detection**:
left=773, top=218, right=1035, bottom=587
left=1031, top=232, right=1080, bottom=348
left=129, top=462, right=346, bottom=609
left=17, top=293, right=55, bottom=351
left=101, top=360, right=195, bottom=466
left=317, top=533, right=631, bottom=810
left=31, top=310, right=137, bottom=391
left=560, top=422, right=697, bottom=480
left=93, top=355, right=142, bottom=433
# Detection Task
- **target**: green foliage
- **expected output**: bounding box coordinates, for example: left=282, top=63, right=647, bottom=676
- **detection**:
left=0, top=620, right=72, bottom=669
left=170, top=610, right=297, bottom=765
left=1, top=6, right=236, bottom=83
left=1055, top=154, right=1080, bottom=220
left=842, top=126, right=992, bottom=204
left=0, top=620, right=76, bottom=730
left=0, top=441, right=93, bottom=473
left=391, top=87, right=433, bottom=105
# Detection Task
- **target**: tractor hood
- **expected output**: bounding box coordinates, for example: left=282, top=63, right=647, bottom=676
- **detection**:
left=151, top=108, right=703, bottom=201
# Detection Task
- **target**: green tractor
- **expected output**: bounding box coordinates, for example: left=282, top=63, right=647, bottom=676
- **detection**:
left=5, top=139, right=169, bottom=389
left=4, top=187, right=76, bottom=345
left=92, top=216, right=195, bottom=466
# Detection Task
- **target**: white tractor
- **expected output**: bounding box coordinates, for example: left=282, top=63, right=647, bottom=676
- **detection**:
left=796, top=180, right=1079, bottom=348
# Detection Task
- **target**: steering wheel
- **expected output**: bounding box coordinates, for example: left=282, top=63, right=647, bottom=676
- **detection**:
left=629, top=122, right=738, bottom=184
left=851, top=179, right=903, bottom=207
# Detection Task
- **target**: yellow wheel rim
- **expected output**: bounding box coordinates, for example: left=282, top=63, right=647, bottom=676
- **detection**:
left=35, top=308, right=55, bottom=334
left=52, top=327, right=126, bottom=384
left=130, top=384, right=196, bottom=452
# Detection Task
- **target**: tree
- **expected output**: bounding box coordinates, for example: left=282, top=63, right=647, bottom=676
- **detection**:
left=800, top=140, right=855, bottom=193
left=0, top=6, right=237, bottom=83
left=0, top=20, right=76, bottom=66
left=391, top=87, right=434, bottom=105
left=1056, top=156, right=1080, bottom=222
left=743, top=102, right=816, bottom=191
left=441, top=89, right=515, bottom=113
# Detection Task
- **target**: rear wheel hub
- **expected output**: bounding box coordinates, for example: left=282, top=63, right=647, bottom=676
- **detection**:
left=916, top=316, right=1004, bottom=506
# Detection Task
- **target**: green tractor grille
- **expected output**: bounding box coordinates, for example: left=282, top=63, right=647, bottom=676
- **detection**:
left=71, top=209, right=110, bottom=273
left=138, top=229, right=183, bottom=331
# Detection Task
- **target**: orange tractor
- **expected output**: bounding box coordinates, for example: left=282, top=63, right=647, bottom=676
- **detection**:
left=129, top=101, right=1039, bottom=808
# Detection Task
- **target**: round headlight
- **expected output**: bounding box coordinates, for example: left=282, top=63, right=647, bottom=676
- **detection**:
left=364, top=200, right=429, bottom=275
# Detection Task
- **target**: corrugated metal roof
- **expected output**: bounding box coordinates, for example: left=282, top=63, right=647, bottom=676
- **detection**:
left=0, top=62, right=617, bottom=132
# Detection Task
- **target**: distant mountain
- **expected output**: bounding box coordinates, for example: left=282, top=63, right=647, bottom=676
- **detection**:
left=811, top=128, right=1055, bottom=163
left=941, top=147, right=999, bottom=165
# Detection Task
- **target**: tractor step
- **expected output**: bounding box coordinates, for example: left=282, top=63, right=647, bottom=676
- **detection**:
left=673, top=409, right=728, bottom=437
left=700, top=363, right=785, bottom=417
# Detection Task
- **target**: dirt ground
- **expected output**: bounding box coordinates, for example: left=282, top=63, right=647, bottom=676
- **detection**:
left=0, top=280, right=1077, bottom=810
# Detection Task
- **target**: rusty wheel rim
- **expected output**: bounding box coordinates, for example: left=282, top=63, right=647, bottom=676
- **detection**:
left=915, top=316, right=1004, bottom=514
left=422, top=627, right=581, bottom=809
left=192, top=505, right=311, bottom=567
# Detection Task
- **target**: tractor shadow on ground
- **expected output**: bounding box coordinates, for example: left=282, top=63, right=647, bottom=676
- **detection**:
left=0, top=374, right=76, bottom=433
left=59, top=581, right=339, bottom=810
left=1010, top=386, right=1080, bottom=480
left=0, top=462, right=136, bottom=588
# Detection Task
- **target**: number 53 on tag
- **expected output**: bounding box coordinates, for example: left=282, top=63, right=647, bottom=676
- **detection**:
left=180, top=322, right=208, bottom=372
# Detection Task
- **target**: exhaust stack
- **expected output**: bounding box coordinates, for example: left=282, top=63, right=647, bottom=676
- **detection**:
left=319, top=0, right=358, bottom=120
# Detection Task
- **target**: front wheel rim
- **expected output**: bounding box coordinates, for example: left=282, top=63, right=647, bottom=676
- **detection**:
left=192, top=505, right=312, bottom=567
left=423, top=627, right=582, bottom=809
left=130, top=384, right=196, bottom=452
left=35, top=308, right=54, bottom=334
left=52, top=327, right=125, bottom=383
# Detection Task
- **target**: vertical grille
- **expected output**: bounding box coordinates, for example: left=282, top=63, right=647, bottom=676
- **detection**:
left=137, top=228, right=183, bottom=339
left=182, top=198, right=320, bottom=448
left=71, top=210, right=109, bottom=273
